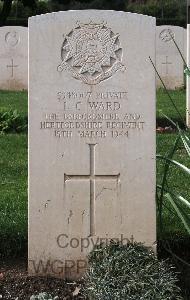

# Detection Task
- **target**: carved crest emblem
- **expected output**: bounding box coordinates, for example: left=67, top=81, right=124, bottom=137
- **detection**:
left=159, top=28, right=175, bottom=42
left=57, top=21, right=125, bottom=85
left=5, top=31, right=20, bottom=47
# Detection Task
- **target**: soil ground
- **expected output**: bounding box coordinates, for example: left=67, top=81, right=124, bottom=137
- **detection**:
left=0, top=259, right=85, bottom=300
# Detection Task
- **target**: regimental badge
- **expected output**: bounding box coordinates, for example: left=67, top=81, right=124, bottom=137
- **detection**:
left=5, top=31, right=20, bottom=47
left=159, top=28, right=175, bottom=42
left=57, top=21, right=125, bottom=85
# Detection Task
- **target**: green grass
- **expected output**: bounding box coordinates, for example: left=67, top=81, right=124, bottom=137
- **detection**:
left=0, top=91, right=28, bottom=256
left=0, top=91, right=27, bottom=134
left=0, top=90, right=27, bottom=116
left=157, top=133, right=190, bottom=239
left=0, top=134, right=27, bottom=257
left=156, top=88, right=189, bottom=240
left=157, top=88, right=186, bottom=127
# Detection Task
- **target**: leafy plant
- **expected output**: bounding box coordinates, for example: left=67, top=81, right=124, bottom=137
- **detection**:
left=149, top=33, right=190, bottom=240
left=0, top=109, right=27, bottom=134
left=149, top=34, right=190, bottom=294
left=83, top=242, right=182, bottom=300
left=156, top=126, right=190, bottom=238
left=149, top=32, right=190, bottom=297
left=30, top=292, right=58, bottom=300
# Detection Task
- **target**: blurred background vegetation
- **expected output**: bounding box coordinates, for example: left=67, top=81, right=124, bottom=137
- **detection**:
left=0, top=0, right=187, bottom=27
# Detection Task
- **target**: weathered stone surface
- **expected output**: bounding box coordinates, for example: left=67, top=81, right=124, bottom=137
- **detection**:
left=184, top=28, right=187, bottom=62
left=0, top=26, right=28, bottom=90
left=29, top=10, right=156, bottom=279
left=156, top=25, right=185, bottom=90
left=187, top=25, right=190, bottom=127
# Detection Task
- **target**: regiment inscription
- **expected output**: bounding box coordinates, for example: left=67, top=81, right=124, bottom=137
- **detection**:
left=40, top=89, right=144, bottom=139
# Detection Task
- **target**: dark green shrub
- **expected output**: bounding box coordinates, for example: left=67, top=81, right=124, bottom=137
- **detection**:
left=36, top=1, right=50, bottom=15
left=0, top=109, right=27, bottom=134
left=83, top=242, right=182, bottom=300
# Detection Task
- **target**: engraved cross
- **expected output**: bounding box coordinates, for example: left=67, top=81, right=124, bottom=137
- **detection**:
left=64, top=144, right=120, bottom=236
left=162, top=56, right=172, bottom=75
left=7, top=58, right=18, bottom=77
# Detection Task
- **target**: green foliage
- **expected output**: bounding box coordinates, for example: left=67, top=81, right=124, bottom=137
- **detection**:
left=0, top=134, right=27, bottom=258
left=83, top=242, right=182, bottom=300
left=10, top=1, right=33, bottom=19
left=48, top=0, right=125, bottom=11
left=0, top=109, right=27, bottom=134
left=36, top=1, right=50, bottom=14
left=127, top=0, right=186, bottom=26
left=21, top=0, right=37, bottom=9
left=0, top=91, right=27, bottom=134
left=0, top=0, right=187, bottom=27
left=127, top=1, right=162, bottom=17
left=30, top=293, right=58, bottom=300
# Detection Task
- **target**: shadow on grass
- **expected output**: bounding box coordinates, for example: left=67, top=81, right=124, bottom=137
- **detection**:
left=158, top=238, right=190, bottom=299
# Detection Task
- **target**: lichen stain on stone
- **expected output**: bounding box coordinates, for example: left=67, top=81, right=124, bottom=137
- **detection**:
left=67, top=210, right=73, bottom=224
left=0, top=79, right=27, bottom=91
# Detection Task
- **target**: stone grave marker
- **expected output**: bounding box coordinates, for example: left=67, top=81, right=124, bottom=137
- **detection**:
left=184, top=28, right=187, bottom=62
left=156, top=25, right=185, bottom=90
left=187, top=25, right=190, bottom=127
left=29, top=10, right=156, bottom=279
left=0, top=26, right=28, bottom=90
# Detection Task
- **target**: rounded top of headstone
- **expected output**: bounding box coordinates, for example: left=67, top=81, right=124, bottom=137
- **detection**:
left=157, top=25, right=186, bottom=30
left=0, top=26, right=28, bottom=31
left=29, top=10, right=156, bottom=23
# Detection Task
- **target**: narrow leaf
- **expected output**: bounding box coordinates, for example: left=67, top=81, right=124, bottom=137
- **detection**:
left=157, top=184, right=190, bottom=210
left=149, top=56, right=186, bottom=128
left=177, top=125, right=190, bottom=157
left=184, top=67, right=190, bottom=77
left=158, top=110, right=177, bottom=128
left=165, top=193, right=190, bottom=235
left=157, top=155, right=190, bottom=175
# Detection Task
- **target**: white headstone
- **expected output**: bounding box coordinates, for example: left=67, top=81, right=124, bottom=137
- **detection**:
left=0, top=26, right=28, bottom=90
left=187, top=25, right=190, bottom=127
left=156, top=25, right=185, bottom=90
left=29, top=10, right=156, bottom=279
left=184, top=28, right=187, bottom=62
